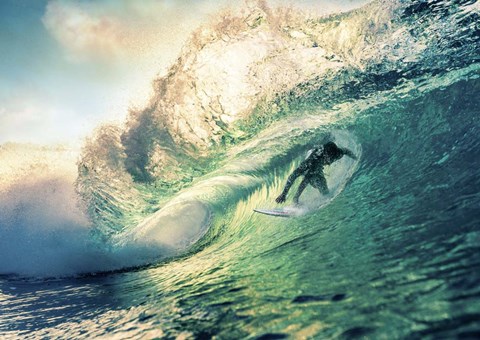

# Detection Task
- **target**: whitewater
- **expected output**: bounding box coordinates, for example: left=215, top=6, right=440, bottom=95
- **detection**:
left=1, top=0, right=480, bottom=338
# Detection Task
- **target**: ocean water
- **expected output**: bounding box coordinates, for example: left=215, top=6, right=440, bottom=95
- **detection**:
left=1, top=0, right=480, bottom=339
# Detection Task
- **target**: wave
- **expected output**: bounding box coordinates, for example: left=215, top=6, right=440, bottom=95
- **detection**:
left=1, top=0, right=479, bottom=277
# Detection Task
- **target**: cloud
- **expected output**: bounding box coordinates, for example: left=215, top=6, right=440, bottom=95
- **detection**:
left=42, top=1, right=129, bottom=62
left=41, top=0, right=223, bottom=65
left=0, top=105, right=54, bottom=144
left=0, top=85, right=86, bottom=145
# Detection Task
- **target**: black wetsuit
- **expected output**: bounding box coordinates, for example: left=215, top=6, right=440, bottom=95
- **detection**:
left=276, top=142, right=357, bottom=204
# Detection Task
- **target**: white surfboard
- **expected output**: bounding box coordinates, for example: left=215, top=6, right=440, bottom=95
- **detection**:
left=254, top=206, right=304, bottom=217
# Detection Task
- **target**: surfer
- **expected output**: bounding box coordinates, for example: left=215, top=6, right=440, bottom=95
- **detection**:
left=275, top=141, right=357, bottom=205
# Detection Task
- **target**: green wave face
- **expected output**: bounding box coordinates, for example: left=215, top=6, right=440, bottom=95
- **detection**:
left=70, top=0, right=480, bottom=277
left=76, top=0, right=480, bottom=250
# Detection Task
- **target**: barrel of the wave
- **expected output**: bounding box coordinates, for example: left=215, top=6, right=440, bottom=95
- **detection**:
left=254, top=130, right=361, bottom=217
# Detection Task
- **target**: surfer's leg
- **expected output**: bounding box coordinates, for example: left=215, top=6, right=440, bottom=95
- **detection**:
left=310, top=175, right=329, bottom=195
left=293, top=177, right=309, bottom=204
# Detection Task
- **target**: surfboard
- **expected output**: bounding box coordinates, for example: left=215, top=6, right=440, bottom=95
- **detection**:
left=254, top=206, right=304, bottom=217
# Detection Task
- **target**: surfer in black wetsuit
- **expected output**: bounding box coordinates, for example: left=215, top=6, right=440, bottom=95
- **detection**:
left=276, top=141, right=357, bottom=205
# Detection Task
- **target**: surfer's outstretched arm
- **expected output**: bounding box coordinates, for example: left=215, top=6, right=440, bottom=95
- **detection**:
left=342, top=148, right=357, bottom=160
left=276, top=161, right=309, bottom=203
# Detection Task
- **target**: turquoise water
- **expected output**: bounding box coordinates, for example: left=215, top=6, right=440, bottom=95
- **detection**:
left=1, top=0, right=480, bottom=338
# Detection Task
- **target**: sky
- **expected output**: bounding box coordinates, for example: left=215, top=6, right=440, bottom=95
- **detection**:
left=0, top=0, right=370, bottom=146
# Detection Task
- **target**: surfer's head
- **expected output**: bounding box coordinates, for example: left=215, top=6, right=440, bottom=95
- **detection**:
left=323, top=141, right=339, bottom=153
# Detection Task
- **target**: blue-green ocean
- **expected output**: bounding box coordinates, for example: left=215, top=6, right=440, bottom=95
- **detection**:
left=1, top=0, right=480, bottom=338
